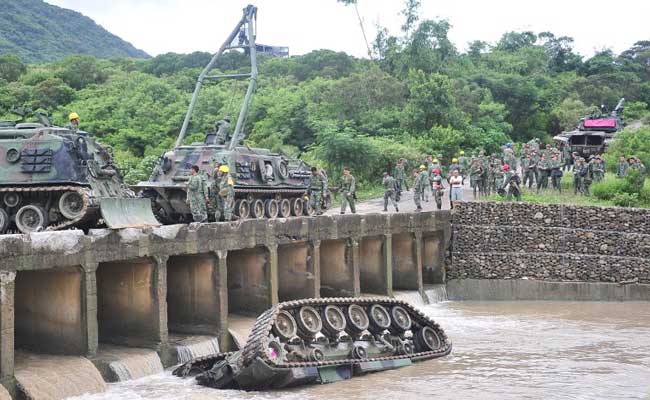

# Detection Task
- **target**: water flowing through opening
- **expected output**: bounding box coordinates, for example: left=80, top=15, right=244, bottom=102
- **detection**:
left=96, top=345, right=164, bottom=382
left=169, top=335, right=220, bottom=364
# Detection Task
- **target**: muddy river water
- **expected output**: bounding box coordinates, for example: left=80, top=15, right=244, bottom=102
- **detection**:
left=72, top=301, right=650, bottom=400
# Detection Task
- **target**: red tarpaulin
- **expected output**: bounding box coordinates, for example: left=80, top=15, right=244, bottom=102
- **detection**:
left=584, top=118, right=617, bottom=128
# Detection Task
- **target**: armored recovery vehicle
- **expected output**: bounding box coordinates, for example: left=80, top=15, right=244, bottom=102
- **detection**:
left=0, top=112, right=159, bottom=234
left=137, top=5, right=331, bottom=223
left=174, top=297, right=452, bottom=390
left=554, top=98, right=625, bottom=158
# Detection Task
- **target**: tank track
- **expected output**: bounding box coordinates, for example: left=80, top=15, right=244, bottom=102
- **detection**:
left=0, top=185, right=98, bottom=232
left=175, top=297, right=451, bottom=377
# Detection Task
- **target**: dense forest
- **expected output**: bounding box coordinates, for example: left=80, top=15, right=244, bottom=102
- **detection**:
left=0, top=0, right=148, bottom=62
left=0, top=0, right=649, bottom=187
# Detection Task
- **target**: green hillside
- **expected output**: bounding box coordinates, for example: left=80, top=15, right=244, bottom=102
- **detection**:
left=0, top=0, right=149, bottom=62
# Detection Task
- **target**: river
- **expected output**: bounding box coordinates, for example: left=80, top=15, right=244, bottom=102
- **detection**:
left=71, top=301, right=650, bottom=400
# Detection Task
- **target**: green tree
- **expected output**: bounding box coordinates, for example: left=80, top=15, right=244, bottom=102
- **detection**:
left=0, top=54, right=26, bottom=82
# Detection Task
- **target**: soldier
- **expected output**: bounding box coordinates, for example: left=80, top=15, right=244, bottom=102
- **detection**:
left=631, top=156, right=646, bottom=174
left=536, top=153, right=550, bottom=192
left=340, top=167, right=356, bottom=214
left=478, top=150, right=489, bottom=196
left=492, top=158, right=504, bottom=194
left=504, top=145, right=516, bottom=170
left=214, top=116, right=231, bottom=144
left=66, top=112, right=80, bottom=133
left=521, top=152, right=534, bottom=188
left=617, top=155, right=628, bottom=178
left=574, top=158, right=584, bottom=195
left=561, top=144, right=572, bottom=172
left=501, top=164, right=522, bottom=202
left=458, top=151, right=468, bottom=177
left=448, top=158, right=461, bottom=176
left=186, top=165, right=209, bottom=223
left=431, top=169, right=444, bottom=210
left=212, top=165, right=235, bottom=221
left=382, top=172, right=399, bottom=212
left=393, top=158, right=408, bottom=200
left=592, top=156, right=605, bottom=182
left=469, top=159, right=482, bottom=199
left=413, top=166, right=428, bottom=211
left=550, top=154, right=563, bottom=192
left=582, top=157, right=594, bottom=196
left=308, top=167, right=324, bottom=215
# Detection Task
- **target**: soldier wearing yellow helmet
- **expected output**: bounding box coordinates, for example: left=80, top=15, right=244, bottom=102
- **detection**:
left=212, top=163, right=235, bottom=221
left=66, top=112, right=80, bottom=133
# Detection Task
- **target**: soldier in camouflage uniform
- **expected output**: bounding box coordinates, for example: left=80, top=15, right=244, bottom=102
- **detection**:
left=617, top=155, right=629, bottom=178
left=66, top=112, right=80, bottom=133
left=521, top=152, right=533, bottom=188
left=186, top=165, right=209, bottom=223
left=308, top=167, right=324, bottom=215
left=492, top=159, right=504, bottom=194
left=501, top=164, right=522, bottom=202
left=574, top=158, right=585, bottom=195
left=582, top=157, right=594, bottom=196
left=431, top=169, right=444, bottom=210
left=382, top=172, right=399, bottom=212
left=478, top=150, right=489, bottom=196
left=561, top=144, right=572, bottom=172
left=536, top=153, right=550, bottom=192
left=340, top=167, right=356, bottom=214
left=592, top=156, right=605, bottom=182
left=212, top=165, right=235, bottom=221
left=458, top=151, right=468, bottom=179
left=413, top=166, right=428, bottom=211
left=549, top=153, right=563, bottom=192
left=393, top=159, right=408, bottom=201
left=469, top=159, right=482, bottom=199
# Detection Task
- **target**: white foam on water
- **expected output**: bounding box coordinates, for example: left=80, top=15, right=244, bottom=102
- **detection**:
left=424, top=284, right=448, bottom=303
left=175, top=337, right=220, bottom=364
left=107, top=350, right=164, bottom=382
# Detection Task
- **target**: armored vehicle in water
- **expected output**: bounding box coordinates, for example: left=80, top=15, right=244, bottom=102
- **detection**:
left=174, top=297, right=452, bottom=390
left=0, top=111, right=159, bottom=234
left=137, top=5, right=331, bottom=223
left=554, top=98, right=625, bottom=158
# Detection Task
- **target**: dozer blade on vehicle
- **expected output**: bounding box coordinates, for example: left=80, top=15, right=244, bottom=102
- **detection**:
left=100, top=198, right=161, bottom=229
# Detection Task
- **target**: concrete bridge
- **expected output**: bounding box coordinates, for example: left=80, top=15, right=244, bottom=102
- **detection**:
left=0, top=211, right=450, bottom=398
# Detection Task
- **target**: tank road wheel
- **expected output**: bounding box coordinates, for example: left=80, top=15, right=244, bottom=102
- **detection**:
left=234, top=199, right=250, bottom=219
left=304, top=201, right=315, bottom=216
left=278, top=199, right=291, bottom=218
left=15, top=205, right=48, bottom=234
left=264, top=199, right=279, bottom=219
left=272, top=310, right=298, bottom=341
left=414, top=326, right=442, bottom=352
left=346, top=304, right=370, bottom=334
left=322, top=305, right=347, bottom=338
left=59, top=191, right=85, bottom=220
left=0, top=209, right=9, bottom=233
left=368, top=304, right=392, bottom=334
left=390, top=306, right=412, bottom=333
left=290, top=198, right=303, bottom=216
left=3, top=192, right=21, bottom=208
left=296, top=306, right=323, bottom=339
left=251, top=199, right=265, bottom=219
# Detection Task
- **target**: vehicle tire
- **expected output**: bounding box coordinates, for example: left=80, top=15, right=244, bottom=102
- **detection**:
left=278, top=198, right=291, bottom=218
left=59, top=191, right=85, bottom=220
left=3, top=192, right=21, bottom=208
left=264, top=199, right=279, bottom=218
left=272, top=310, right=298, bottom=341
left=296, top=306, right=323, bottom=339
left=368, top=304, right=392, bottom=334
left=15, top=205, right=48, bottom=234
left=290, top=198, right=303, bottom=216
left=414, top=326, right=442, bottom=352
left=251, top=199, right=265, bottom=219
left=346, top=304, right=369, bottom=334
left=322, top=305, right=347, bottom=338
left=234, top=199, right=250, bottom=219
left=0, top=209, right=9, bottom=233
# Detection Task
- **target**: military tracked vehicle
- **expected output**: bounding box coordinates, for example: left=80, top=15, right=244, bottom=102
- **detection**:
left=554, top=98, right=625, bottom=158
left=174, top=297, right=452, bottom=390
left=137, top=5, right=331, bottom=223
left=0, top=111, right=159, bottom=234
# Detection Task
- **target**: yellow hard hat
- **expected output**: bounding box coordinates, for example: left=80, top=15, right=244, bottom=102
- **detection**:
left=459, top=150, right=465, bottom=155
left=433, top=159, right=439, bottom=163
left=452, top=158, right=458, bottom=163
left=218, top=165, right=229, bottom=173
left=68, top=112, right=79, bottom=121
left=419, top=165, right=426, bottom=170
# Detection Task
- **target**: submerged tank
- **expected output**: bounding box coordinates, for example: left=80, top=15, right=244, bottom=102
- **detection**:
left=137, top=5, right=331, bottom=223
left=554, top=98, right=625, bottom=158
left=174, top=297, right=452, bottom=390
left=0, top=112, right=159, bottom=234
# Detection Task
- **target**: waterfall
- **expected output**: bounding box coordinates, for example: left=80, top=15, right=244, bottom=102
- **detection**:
left=101, top=347, right=164, bottom=382
left=424, top=284, right=448, bottom=303
left=392, top=291, right=428, bottom=307
left=174, top=336, right=220, bottom=364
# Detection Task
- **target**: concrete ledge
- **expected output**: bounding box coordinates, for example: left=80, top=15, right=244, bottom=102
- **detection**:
left=447, top=279, right=650, bottom=301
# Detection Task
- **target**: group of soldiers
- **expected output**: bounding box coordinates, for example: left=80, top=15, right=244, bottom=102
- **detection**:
left=185, top=163, right=236, bottom=223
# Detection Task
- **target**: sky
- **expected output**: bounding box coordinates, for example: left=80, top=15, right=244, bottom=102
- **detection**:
left=45, top=0, right=650, bottom=58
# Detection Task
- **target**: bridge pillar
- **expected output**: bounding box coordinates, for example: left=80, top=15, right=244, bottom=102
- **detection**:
left=81, top=263, right=99, bottom=357
left=0, top=272, right=14, bottom=381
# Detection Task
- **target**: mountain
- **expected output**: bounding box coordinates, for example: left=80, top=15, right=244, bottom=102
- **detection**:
left=0, top=0, right=149, bottom=63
